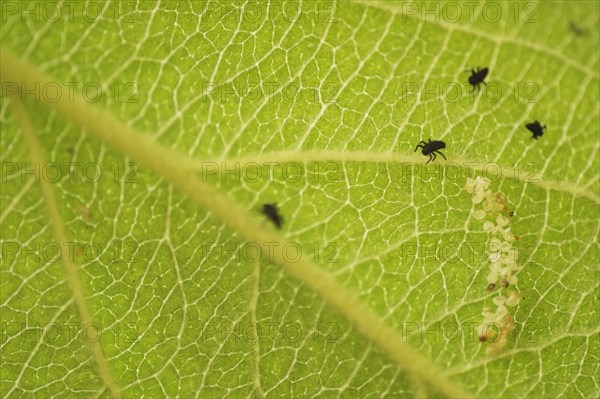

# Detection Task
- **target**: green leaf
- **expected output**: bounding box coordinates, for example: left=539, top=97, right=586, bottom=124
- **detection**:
left=1, top=1, right=598, bottom=398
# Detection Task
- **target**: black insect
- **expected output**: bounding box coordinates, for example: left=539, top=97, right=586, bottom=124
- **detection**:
left=261, top=203, right=283, bottom=229
left=414, top=139, right=447, bottom=164
left=502, top=206, right=514, bottom=218
left=467, top=67, right=489, bottom=91
left=525, top=120, right=546, bottom=140
left=568, top=21, right=587, bottom=36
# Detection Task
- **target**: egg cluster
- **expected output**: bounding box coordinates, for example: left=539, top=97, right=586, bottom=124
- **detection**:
left=465, top=176, right=523, bottom=356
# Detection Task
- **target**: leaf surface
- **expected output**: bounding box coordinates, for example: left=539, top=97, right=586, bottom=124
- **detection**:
left=1, top=1, right=598, bottom=398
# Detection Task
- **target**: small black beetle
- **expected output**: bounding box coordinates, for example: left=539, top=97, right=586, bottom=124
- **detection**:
left=261, top=203, right=283, bottom=229
left=414, top=139, right=447, bottom=164
left=525, top=120, right=546, bottom=140
left=468, top=67, right=489, bottom=91
left=569, top=21, right=587, bottom=36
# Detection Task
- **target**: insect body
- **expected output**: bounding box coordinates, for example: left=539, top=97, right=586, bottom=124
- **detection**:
left=525, top=120, right=546, bottom=140
left=569, top=21, right=587, bottom=36
left=468, top=67, right=489, bottom=91
left=414, top=139, right=447, bottom=164
left=261, top=203, right=283, bottom=229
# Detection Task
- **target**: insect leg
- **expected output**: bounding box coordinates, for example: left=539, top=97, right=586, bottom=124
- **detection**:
left=437, top=151, right=447, bottom=160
